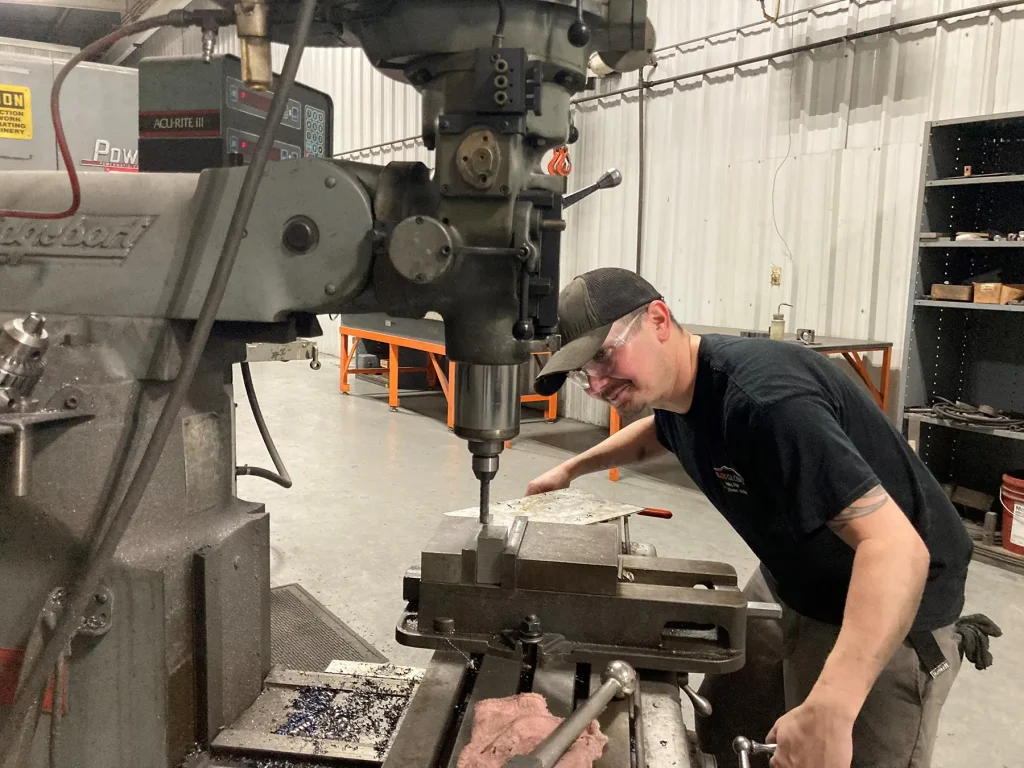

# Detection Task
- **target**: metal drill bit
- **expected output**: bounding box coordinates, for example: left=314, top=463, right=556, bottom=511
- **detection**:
left=479, top=478, right=491, bottom=525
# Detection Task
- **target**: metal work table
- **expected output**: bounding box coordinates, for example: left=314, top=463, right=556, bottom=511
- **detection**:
left=338, top=314, right=558, bottom=429
left=607, top=325, right=894, bottom=481
left=382, top=652, right=697, bottom=768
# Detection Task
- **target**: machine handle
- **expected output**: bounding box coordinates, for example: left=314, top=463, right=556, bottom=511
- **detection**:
left=681, top=683, right=713, bottom=717
left=562, top=168, right=622, bottom=208
left=504, top=660, right=637, bottom=768
left=638, top=507, right=672, bottom=519
left=732, top=736, right=777, bottom=768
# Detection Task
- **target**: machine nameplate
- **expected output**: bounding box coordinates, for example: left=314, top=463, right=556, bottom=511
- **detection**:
left=0, top=215, right=155, bottom=260
left=139, top=109, right=221, bottom=138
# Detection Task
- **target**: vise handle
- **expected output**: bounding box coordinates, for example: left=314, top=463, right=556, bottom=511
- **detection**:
left=732, top=736, right=777, bottom=768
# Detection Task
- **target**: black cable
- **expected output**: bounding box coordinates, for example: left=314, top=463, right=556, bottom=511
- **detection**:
left=495, top=0, right=507, bottom=38
left=0, top=0, right=319, bottom=755
left=236, top=362, right=293, bottom=488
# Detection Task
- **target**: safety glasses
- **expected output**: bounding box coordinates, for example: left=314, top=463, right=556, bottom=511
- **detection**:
left=567, top=309, right=645, bottom=390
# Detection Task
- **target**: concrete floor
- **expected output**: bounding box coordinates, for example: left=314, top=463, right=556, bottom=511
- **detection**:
left=235, top=359, right=1022, bottom=768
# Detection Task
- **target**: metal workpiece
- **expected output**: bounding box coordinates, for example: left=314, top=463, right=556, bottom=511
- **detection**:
left=733, top=736, right=777, bottom=768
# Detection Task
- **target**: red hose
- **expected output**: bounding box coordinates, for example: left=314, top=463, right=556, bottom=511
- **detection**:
left=0, top=14, right=198, bottom=219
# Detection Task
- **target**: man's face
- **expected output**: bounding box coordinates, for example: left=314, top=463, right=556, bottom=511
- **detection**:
left=577, top=305, right=673, bottom=415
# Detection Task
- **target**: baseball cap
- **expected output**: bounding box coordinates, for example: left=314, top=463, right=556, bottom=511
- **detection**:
left=534, top=267, right=663, bottom=396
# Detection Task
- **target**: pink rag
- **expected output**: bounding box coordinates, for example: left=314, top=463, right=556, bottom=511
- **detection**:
left=456, top=693, right=608, bottom=768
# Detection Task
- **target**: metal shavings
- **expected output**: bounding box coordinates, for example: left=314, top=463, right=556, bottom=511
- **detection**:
left=273, top=683, right=412, bottom=759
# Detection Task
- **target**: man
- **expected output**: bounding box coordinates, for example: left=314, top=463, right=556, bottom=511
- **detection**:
left=528, top=267, right=974, bottom=768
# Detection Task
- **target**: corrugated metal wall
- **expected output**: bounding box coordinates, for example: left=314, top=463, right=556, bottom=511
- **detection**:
left=126, top=1, right=1024, bottom=420
left=563, top=0, right=1024, bottom=425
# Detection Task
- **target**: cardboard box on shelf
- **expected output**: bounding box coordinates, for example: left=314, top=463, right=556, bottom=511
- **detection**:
left=931, top=284, right=973, bottom=301
left=973, top=282, right=1003, bottom=304
left=1000, top=284, right=1024, bottom=305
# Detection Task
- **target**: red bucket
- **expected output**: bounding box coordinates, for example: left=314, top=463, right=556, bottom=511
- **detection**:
left=1000, top=472, right=1024, bottom=556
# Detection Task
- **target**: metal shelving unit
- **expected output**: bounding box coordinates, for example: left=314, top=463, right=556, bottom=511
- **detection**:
left=900, top=111, right=1024, bottom=573
left=913, top=299, right=1024, bottom=312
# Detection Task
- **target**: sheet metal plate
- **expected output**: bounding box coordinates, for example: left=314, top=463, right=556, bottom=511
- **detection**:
left=446, top=489, right=642, bottom=526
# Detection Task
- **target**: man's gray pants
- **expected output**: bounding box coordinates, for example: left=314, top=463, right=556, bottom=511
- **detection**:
left=696, top=569, right=961, bottom=768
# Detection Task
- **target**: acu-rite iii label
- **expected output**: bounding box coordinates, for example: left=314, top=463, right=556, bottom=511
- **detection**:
left=0, top=215, right=155, bottom=260
left=0, top=85, right=32, bottom=140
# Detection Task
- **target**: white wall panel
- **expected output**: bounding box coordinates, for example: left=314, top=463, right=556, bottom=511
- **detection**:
left=127, top=1, right=1024, bottom=424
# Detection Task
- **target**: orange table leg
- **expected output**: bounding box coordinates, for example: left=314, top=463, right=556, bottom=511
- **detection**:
left=843, top=351, right=884, bottom=410
left=388, top=343, right=400, bottom=410
left=447, top=360, right=456, bottom=429
left=545, top=392, right=558, bottom=422
left=609, top=407, right=621, bottom=482
left=880, top=347, right=892, bottom=413
left=339, top=332, right=356, bottom=393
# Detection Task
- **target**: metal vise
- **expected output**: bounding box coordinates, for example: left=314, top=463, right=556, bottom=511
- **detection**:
left=398, top=516, right=755, bottom=674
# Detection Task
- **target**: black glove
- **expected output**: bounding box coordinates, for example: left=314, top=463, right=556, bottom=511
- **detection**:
left=954, top=613, right=1002, bottom=671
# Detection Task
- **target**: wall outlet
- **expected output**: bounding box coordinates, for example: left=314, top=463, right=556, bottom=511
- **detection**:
left=770, top=266, right=782, bottom=286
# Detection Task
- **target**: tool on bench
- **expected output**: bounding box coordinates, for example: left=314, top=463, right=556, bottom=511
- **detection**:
left=505, top=660, right=638, bottom=768
left=733, top=736, right=777, bottom=768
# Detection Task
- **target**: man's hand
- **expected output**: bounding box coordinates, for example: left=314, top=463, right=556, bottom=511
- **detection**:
left=526, top=464, right=573, bottom=496
left=766, top=690, right=855, bottom=768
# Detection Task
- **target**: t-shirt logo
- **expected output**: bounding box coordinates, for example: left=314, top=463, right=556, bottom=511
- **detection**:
left=714, top=466, right=748, bottom=495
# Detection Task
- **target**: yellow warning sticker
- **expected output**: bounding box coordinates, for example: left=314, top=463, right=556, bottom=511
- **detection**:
left=0, top=85, right=32, bottom=140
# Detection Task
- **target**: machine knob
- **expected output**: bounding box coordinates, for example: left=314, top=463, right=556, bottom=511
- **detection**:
left=601, top=659, right=638, bottom=698
left=567, top=20, right=591, bottom=47
left=512, top=319, right=534, bottom=341
left=282, top=216, right=319, bottom=254
left=567, top=0, right=590, bottom=47
left=732, top=736, right=777, bottom=768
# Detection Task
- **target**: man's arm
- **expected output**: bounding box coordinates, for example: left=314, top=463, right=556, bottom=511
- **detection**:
left=767, top=485, right=931, bottom=768
left=812, top=485, right=931, bottom=710
left=525, top=415, right=666, bottom=495
left=567, top=414, right=666, bottom=478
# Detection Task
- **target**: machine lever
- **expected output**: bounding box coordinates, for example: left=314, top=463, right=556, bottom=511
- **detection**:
left=681, top=683, right=713, bottom=717
left=562, top=168, right=622, bottom=208
left=732, top=736, right=777, bottom=768
left=505, top=660, right=637, bottom=768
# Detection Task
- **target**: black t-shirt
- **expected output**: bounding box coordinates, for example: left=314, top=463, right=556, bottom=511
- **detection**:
left=654, top=334, right=972, bottom=632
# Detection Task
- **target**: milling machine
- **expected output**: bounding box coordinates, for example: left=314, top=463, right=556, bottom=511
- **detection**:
left=0, top=2, right=775, bottom=766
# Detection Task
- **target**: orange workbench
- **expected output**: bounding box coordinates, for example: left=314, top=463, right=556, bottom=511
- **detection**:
left=607, top=327, right=893, bottom=481
left=339, top=323, right=557, bottom=429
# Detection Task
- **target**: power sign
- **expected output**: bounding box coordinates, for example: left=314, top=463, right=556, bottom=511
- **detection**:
left=81, top=139, right=139, bottom=172
left=0, top=85, right=32, bottom=140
